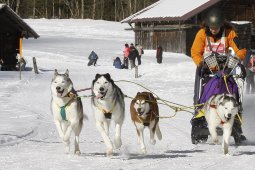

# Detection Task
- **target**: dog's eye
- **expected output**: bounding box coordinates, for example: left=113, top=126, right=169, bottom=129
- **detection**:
left=54, top=81, right=57, bottom=83
left=62, top=81, right=65, bottom=83
left=104, top=82, right=108, bottom=84
left=135, top=102, right=139, bottom=105
left=96, top=82, right=100, bottom=84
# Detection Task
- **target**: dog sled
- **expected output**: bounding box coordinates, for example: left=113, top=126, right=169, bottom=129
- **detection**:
left=191, top=51, right=246, bottom=145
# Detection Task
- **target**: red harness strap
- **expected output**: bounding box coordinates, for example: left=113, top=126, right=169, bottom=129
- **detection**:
left=210, top=104, right=225, bottom=125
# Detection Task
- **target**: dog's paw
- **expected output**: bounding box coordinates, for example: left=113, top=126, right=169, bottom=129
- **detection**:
left=75, top=150, right=81, bottom=155
left=65, top=146, right=70, bottom=154
left=212, top=138, right=219, bottom=145
left=114, top=139, right=122, bottom=149
left=106, top=149, right=113, bottom=157
left=141, top=148, right=147, bottom=155
left=150, top=139, right=156, bottom=145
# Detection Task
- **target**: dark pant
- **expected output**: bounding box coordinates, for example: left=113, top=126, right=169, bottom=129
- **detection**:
left=123, top=58, right=129, bottom=69
left=88, top=59, right=97, bottom=66
left=246, top=70, right=255, bottom=93
left=157, top=57, right=162, bottom=63
left=137, top=55, right=141, bottom=65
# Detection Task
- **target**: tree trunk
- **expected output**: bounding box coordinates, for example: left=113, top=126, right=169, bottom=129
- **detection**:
left=129, top=0, right=132, bottom=15
left=52, top=0, right=55, bottom=18
left=92, top=0, right=96, bottom=19
left=81, top=0, right=84, bottom=19
left=15, top=0, right=20, bottom=14
left=100, top=0, right=104, bottom=20
left=58, top=0, right=61, bottom=18
left=45, top=0, right=48, bottom=18
left=33, top=0, right=36, bottom=18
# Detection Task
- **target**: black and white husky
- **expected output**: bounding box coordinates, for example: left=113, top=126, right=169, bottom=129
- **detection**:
left=203, top=93, right=239, bottom=155
left=51, top=69, right=83, bottom=155
left=91, top=73, right=125, bottom=157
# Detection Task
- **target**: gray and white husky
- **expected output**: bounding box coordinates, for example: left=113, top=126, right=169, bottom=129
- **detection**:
left=91, top=73, right=125, bottom=157
left=51, top=69, right=83, bottom=155
left=203, top=93, right=239, bottom=155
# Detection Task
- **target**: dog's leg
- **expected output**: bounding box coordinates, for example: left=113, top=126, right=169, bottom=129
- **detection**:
left=114, top=122, right=122, bottom=149
left=222, top=124, right=232, bottom=155
left=96, top=121, right=113, bottom=157
left=55, top=120, right=64, bottom=139
left=135, top=123, right=146, bottom=154
left=156, top=123, right=162, bottom=140
left=137, top=126, right=146, bottom=154
left=103, top=119, right=111, bottom=136
left=208, top=124, right=218, bottom=144
left=74, top=121, right=82, bottom=155
left=149, top=124, right=156, bottom=145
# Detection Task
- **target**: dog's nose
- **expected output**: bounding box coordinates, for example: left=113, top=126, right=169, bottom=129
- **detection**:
left=137, top=108, right=141, bottom=113
left=99, top=87, right=104, bottom=91
left=227, top=113, right=232, bottom=118
left=56, top=86, right=61, bottom=90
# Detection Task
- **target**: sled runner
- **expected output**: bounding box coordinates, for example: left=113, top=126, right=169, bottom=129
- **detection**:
left=191, top=52, right=246, bottom=145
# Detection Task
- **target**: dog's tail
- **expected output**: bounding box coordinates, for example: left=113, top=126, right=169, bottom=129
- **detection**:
left=156, top=124, right=162, bottom=140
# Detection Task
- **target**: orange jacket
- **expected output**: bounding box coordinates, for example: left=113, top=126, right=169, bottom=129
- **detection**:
left=191, top=28, right=246, bottom=66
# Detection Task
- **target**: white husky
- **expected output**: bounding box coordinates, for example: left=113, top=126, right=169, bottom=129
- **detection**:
left=203, top=93, right=239, bottom=155
left=91, top=73, right=125, bottom=157
left=51, top=69, right=83, bottom=155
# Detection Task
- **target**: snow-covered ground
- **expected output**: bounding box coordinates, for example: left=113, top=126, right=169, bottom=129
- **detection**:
left=0, top=19, right=255, bottom=170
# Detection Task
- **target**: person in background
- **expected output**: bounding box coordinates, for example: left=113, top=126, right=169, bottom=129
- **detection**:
left=244, top=49, right=255, bottom=94
left=113, top=57, right=123, bottom=69
left=88, top=50, right=98, bottom=66
left=135, top=43, right=144, bottom=65
left=123, top=43, right=130, bottom=69
left=156, top=45, right=163, bottom=64
left=128, top=43, right=138, bottom=69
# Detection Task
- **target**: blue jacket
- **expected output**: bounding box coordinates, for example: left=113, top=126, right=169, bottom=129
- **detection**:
left=113, top=58, right=122, bottom=69
left=88, top=51, right=98, bottom=60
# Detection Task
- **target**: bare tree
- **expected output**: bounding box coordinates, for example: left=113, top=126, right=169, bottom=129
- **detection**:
left=15, top=0, right=20, bottom=14
left=81, top=0, right=84, bottom=19
left=33, top=0, right=36, bottom=18
left=92, top=0, right=96, bottom=19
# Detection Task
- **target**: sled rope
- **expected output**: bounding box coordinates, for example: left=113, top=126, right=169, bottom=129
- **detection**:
left=223, top=75, right=231, bottom=94
left=116, top=80, right=200, bottom=118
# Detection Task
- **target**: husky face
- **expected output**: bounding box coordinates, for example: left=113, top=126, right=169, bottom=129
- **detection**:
left=92, top=73, right=113, bottom=100
left=217, top=94, right=238, bottom=121
left=51, top=69, right=73, bottom=97
left=134, top=92, right=150, bottom=117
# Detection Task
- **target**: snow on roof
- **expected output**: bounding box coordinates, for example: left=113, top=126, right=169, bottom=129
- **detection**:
left=122, top=0, right=221, bottom=23
left=231, top=21, right=252, bottom=25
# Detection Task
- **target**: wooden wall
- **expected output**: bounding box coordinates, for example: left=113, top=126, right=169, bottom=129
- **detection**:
left=135, top=30, right=187, bottom=54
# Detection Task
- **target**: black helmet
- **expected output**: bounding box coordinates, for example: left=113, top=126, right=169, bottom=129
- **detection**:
left=206, top=8, right=224, bottom=28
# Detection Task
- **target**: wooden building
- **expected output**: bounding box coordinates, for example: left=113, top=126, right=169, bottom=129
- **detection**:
left=0, top=4, right=39, bottom=71
left=121, top=0, right=255, bottom=56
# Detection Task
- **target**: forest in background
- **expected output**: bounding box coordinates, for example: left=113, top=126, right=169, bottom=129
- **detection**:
left=0, top=0, right=158, bottom=21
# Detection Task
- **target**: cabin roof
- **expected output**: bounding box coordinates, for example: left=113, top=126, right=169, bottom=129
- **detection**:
left=0, top=4, right=39, bottom=39
left=121, top=0, right=221, bottom=23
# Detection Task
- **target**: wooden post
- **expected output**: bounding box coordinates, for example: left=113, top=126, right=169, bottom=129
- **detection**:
left=135, top=66, right=138, bottom=78
left=33, top=57, right=39, bottom=74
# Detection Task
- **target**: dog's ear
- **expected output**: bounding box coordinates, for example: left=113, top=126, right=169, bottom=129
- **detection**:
left=148, top=93, right=154, bottom=101
left=105, top=73, right=111, bottom=80
left=54, top=69, right=58, bottom=76
left=95, top=73, right=101, bottom=79
left=64, top=69, right=69, bottom=77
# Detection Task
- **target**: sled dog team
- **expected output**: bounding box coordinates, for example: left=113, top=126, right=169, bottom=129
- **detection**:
left=51, top=69, right=238, bottom=156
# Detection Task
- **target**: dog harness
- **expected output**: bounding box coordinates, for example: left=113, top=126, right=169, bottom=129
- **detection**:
left=59, top=92, right=75, bottom=121
left=137, top=111, right=153, bottom=126
left=96, top=102, right=116, bottom=120
left=210, top=104, right=226, bottom=125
